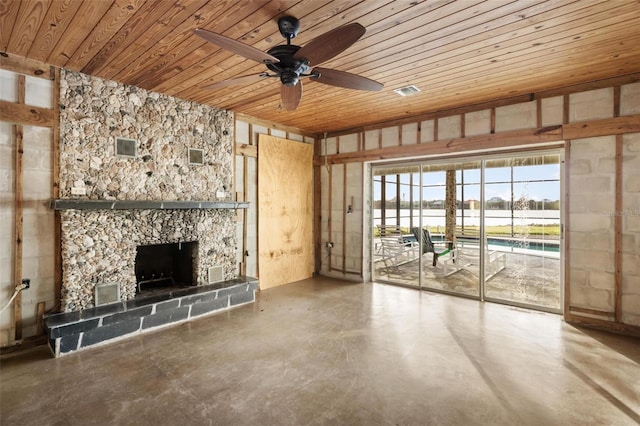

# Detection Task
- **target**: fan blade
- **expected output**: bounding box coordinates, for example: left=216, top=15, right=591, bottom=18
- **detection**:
left=281, top=82, right=303, bottom=111
left=294, top=23, right=365, bottom=66
left=310, top=67, right=383, bottom=91
left=193, top=28, right=279, bottom=64
left=203, top=74, right=270, bottom=90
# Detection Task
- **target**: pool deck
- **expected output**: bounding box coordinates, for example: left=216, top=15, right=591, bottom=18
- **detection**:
left=374, top=240, right=561, bottom=311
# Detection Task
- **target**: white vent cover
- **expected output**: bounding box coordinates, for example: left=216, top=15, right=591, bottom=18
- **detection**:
left=95, top=282, right=120, bottom=306
left=208, top=265, right=224, bottom=284
left=394, top=85, right=421, bottom=96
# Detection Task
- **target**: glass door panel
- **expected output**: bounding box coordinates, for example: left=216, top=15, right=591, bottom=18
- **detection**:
left=372, top=166, right=420, bottom=287
left=483, top=155, right=562, bottom=312
left=420, top=161, right=481, bottom=297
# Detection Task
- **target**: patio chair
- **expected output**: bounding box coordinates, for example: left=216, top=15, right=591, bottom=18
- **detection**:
left=452, top=227, right=507, bottom=280
left=411, top=227, right=456, bottom=267
left=378, top=235, right=419, bottom=273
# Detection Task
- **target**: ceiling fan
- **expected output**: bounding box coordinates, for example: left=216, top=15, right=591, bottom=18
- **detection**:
left=193, top=16, right=383, bottom=110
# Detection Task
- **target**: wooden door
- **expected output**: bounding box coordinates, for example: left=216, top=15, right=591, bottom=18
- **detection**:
left=258, top=135, right=314, bottom=288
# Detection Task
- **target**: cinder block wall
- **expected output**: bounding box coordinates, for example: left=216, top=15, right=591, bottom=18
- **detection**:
left=622, top=132, right=640, bottom=325
left=0, top=70, right=56, bottom=345
left=567, top=85, right=639, bottom=326
left=317, top=81, right=640, bottom=330
left=569, top=136, right=616, bottom=313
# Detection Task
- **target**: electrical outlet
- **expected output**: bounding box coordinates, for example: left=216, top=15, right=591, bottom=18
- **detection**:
left=21, top=278, right=30, bottom=289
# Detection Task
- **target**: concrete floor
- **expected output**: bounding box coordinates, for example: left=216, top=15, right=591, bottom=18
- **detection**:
left=1, top=277, right=639, bottom=425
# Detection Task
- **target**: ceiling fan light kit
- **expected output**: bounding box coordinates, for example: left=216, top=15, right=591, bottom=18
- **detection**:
left=193, top=16, right=383, bottom=111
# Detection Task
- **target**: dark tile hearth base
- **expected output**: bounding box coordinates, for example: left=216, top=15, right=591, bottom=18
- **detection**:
left=45, top=277, right=258, bottom=357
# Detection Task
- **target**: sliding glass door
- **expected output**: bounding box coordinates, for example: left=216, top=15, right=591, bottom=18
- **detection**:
left=371, top=151, right=563, bottom=313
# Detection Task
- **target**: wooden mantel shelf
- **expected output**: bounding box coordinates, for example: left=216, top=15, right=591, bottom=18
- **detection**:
left=50, top=199, right=250, bottom=210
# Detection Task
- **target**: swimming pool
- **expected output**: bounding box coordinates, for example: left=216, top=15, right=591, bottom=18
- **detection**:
left=403, top=235, right=560, bottom=253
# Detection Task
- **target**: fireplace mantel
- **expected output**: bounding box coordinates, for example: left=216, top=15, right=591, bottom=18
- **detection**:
left=50, top=199, right=249, bottom=210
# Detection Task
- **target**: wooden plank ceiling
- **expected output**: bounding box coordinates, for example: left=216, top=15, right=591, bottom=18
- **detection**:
left=2, top=0, right=640, bottom=134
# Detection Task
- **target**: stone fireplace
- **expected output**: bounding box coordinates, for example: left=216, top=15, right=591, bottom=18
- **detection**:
left=55, top=70, right=243, bottom=312
left=44, top=70, right=258, bottom=357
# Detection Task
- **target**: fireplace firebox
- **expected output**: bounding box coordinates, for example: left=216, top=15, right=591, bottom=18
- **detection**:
left=135, top=241, right=197, bottom=294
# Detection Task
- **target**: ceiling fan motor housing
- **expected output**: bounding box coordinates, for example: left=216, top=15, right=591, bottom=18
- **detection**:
left=266, top=44, right=309, bottom=86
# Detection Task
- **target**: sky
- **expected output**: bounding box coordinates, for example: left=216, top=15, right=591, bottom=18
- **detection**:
left=375, top=162, right=561, bottom=203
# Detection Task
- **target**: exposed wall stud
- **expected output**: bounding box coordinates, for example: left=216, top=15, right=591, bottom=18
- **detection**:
left=434, top=117, right=439, bottom=140
left=13, top=75, right=26, bottom=340
left=490, top=108, right=496, bottom=134
left=615, top=134, right=623, bottom=322
left=342, top=164, right=347, bottom=272
left=53, top=67, right=61, bottom=311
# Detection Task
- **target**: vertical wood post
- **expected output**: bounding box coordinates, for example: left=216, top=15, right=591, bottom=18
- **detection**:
left=564, top=141, right=571, bottom=318
left=53, top=67, right=62, bottom=311
left=342, top=164, right=347, bottom=272
left=327, top=161, right=333, bottom=271
left=614, top=87, right=622, bottom=322
left=13, top=75, right=26, bottom=340
left=490, top=108, right=496, bottom=134
left=313, top=135, right=322, bottom=274
left=614, top=134, right=623, bottom=322
left=434, top=118, right=439, bottom=140
left=36, top=302, right=46, bottom=335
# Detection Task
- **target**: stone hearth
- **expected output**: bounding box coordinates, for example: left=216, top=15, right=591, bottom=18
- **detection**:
left=45, top=277, right=258, bottom=357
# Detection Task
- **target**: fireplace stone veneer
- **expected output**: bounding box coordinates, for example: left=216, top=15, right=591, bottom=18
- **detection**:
left=60, top=207, right=238, bottom=312
left=56, top=71, right=245, bottom=313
